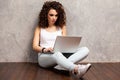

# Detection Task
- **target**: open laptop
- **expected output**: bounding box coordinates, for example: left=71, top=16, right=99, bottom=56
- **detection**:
left=53, top=36, right=82, bottom=53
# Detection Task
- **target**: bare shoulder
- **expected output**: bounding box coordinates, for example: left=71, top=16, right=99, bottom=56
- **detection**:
left=61, top=25, right=66, bottom=30
left=61, top=25, right=67, bottom=36
left=34, top=26, right=41, bottom=33
left=35, top=26, right=40, bottom=31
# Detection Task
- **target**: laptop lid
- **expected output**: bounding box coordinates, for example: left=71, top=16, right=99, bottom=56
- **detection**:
left=53, top=36, right=82, bottom=53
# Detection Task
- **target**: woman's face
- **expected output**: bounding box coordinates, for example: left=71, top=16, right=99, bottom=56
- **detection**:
left=47, top=9, right=58, bottom=25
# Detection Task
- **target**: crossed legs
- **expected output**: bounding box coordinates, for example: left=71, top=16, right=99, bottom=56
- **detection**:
left=38, top=47, right=89, bottom=70
left=38, top=47, right=91, bottom=78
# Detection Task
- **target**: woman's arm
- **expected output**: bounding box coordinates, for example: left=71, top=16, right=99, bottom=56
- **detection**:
left=32, top=26, right=53, bottom=53
left=32, top=26, right=43, bottom=53
left=62, top=26, right=67, bottom=36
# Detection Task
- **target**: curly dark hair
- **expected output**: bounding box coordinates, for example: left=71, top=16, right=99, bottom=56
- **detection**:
left=38, top=1, right=66, bottom=28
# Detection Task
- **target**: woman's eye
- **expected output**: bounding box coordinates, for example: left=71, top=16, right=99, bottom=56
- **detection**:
left=50, top=14, right=54, bottom=16
left=55, top=15, right=58, bottom=17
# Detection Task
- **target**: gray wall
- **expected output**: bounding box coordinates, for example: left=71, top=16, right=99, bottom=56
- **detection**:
left=0, top=0, right=120, bottom=62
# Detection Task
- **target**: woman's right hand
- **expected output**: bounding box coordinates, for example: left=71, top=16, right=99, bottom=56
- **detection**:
left=44, top=47, right=53, bottom=53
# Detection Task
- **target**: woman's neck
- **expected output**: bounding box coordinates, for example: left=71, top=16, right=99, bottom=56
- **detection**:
left=48, top=24, right=55, bottom=28
left=46, top=25, right=58, bottom=32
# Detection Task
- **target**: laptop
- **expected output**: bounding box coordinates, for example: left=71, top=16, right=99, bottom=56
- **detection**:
left=53, top=36, right=82, bottom=53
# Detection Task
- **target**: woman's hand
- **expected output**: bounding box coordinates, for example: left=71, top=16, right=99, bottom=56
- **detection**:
left=44, top=47, right=53, bottom=53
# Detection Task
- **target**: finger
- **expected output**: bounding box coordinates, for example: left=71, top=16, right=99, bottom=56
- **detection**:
left=50, top=48, right=53, bottom=52
left=49, top=47, right=53, bottom=51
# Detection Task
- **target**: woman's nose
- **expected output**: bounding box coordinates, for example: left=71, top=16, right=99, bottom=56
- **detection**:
left=53, top=16, right=56, bottom=19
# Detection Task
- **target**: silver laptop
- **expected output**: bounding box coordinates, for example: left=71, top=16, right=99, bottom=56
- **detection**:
left=53, top=36, right=82, bottom=53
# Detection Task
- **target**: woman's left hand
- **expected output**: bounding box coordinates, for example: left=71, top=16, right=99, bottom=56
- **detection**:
left=44, top=47, right=53, bottom=53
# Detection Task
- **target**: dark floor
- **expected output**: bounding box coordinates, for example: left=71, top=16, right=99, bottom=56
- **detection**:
left=0, top=62, right=120, bottom=80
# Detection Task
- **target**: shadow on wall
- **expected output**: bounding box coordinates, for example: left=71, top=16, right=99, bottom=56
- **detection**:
left=28, top=40, right=38, bottom=63
left=27, top=19, right=38, bottom=63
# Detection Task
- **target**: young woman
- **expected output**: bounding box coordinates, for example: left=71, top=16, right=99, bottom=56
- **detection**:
left=33, top=1, right=91, bottom=79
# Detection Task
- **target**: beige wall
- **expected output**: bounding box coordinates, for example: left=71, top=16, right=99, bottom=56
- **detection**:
left=0, top=0, right=120, bottom=62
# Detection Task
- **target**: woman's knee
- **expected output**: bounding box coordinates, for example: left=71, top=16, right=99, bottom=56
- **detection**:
left=83, top=47, right=89, bottom=52
left=78, top=47, right=90, bottom=56
left=38, top=53, right=56, bottom=68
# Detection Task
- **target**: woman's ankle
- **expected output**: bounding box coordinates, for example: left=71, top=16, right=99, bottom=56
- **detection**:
left=73, top=65, right=79, bottom=74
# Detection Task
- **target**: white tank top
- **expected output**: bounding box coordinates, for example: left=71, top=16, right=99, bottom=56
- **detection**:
left=40, top=28, right=62, bottom=48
